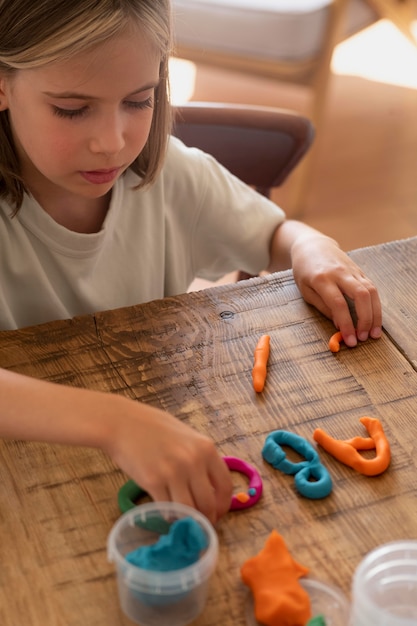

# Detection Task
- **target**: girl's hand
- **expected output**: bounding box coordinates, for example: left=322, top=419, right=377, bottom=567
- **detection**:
left=290, top=233, right=382, bottom=347
left=0, top=369, right=232, bottom=525
left=101, top=396, right=233, bottom=525
left=268, top=221, right=382, bottom=347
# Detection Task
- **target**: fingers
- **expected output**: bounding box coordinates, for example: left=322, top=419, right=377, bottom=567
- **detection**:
left=110, top=403, right=232, bottom=524
left=354, top=279, right=382, bottom=341
left=142, top=442, right=232, bottom=525
left=146, top=483, right=171, bottom=505
left=171, top=453, right=232, bottom=525
left=291, top=233, right=383, bottom=348
left=207, top=455, right=234, bottom=520
left=300, top=284, right=358, bottom=344
left=300, top=271, right=382, bottom=348
left=334, top=274, right=382, bottom=345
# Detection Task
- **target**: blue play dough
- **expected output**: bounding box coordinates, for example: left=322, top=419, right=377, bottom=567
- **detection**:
left=126, top=517, right=208, bottom=571
left=262, top=430, right=333, bottom=499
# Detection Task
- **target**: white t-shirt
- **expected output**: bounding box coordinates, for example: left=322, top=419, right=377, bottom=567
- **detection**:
left=0, top=136, right=285, bottom=330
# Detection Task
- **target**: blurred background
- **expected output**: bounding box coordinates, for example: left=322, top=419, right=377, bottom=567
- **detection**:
left=169, top=14, right=417, bottom=254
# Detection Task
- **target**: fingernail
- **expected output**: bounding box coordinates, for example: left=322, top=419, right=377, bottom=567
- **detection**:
left=345, top=334, right=357, bottom=347
left=357, top=331, right=368, bottom=342
left=371, top=327, right=382, bottom=339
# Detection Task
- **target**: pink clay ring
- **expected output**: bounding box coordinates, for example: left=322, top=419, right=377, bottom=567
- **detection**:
left=223, top=456, right=263, bottom=511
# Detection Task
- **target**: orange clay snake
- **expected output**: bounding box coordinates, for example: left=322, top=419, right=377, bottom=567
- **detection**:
left=313, top=416, right=390, bottom=476
left=252, top=334, right=270, bottom=392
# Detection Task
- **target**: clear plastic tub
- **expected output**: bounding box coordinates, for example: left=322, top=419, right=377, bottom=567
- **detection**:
left=107, top=502, right=218, bottom=626
left=245, top=577, right=351, bottom=625
left=351, top=540, right=417, bottom=626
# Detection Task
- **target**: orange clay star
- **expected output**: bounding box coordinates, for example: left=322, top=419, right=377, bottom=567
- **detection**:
left=241, top=530, right=311, bottom=626
left=313, top=417, right=390, bottom=476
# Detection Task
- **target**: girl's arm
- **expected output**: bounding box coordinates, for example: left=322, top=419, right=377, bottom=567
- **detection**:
left=267, top=220, right=382, bottom=347
left=0, top=367, right=232, bottom=524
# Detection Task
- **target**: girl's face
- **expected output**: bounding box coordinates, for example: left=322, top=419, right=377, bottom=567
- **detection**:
left=0, top=28, right=161, bottom=212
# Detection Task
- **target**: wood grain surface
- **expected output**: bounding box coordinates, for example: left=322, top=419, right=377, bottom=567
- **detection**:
left=1, top=237, right=417, bottom=626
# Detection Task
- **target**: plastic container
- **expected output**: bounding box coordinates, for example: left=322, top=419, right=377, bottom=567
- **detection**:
left=246, top=577, right=351, bottom=625
left=302, top=579, right=351, bottom=625
left=107, top=502, right=218, bottom=626
left=351, top=540, right=417, bottom=626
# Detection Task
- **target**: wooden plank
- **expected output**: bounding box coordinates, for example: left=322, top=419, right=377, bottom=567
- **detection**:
left=350, top=236, right=417, bottom=366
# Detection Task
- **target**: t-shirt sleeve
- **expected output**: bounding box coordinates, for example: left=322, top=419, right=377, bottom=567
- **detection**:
left=165, top=136, right=286, bottom=282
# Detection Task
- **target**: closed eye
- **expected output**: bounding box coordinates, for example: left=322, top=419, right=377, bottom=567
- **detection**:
left=53, top=105, right=89, bottom=119
left=124, top=96, right=154, bottom=111
left=52, top=96, right=154, bottom=120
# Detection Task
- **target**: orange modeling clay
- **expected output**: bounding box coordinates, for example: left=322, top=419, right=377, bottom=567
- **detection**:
left=313, top=416, right=390, bottom=476
left=328, top=331, right=343, bottom=353
left=252, top=334, right=270, bottom=392
left=241, top=530, right=311, bottom=626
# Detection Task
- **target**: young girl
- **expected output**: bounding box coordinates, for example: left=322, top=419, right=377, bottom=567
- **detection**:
left=0, top=0, right=382, bottom=524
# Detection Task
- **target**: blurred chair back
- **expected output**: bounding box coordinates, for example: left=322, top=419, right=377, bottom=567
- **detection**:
left=173, top=102, right=315, bottom=199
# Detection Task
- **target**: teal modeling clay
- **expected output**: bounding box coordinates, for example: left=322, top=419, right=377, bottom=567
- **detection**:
left=125, top=517, right=208, bottom=571
left=262, top=430, right=332, bottom=499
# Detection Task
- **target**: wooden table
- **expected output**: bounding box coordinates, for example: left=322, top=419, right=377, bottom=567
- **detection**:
left=1, top=236, right=417, bottom=626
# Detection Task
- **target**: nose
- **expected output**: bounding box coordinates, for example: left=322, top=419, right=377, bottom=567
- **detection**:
left=89, top=111, right=125, bottom=156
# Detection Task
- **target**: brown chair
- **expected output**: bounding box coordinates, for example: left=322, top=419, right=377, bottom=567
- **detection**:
left=172, top=101, right=314, bottom=281
left=173, top=101, right=314, bottom=199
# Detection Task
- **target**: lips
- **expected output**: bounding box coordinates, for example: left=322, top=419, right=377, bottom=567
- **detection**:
left=80, top=167, right=121, bottom=185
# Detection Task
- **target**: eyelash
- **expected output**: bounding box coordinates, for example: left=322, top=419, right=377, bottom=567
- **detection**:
left=52, top=96, right=154, bottom=119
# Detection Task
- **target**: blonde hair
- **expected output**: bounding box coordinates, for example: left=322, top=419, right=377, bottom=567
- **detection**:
left=0, top=0, right=173, bottom=211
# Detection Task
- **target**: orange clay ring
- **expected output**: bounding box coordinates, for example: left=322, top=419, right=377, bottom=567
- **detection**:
left=224, top=456, right=263, bottom=511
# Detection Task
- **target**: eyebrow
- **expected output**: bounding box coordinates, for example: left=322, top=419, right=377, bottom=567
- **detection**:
left=43, top=81, right=160, bottom=100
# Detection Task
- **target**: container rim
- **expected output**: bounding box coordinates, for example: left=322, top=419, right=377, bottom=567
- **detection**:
left=353, top=540, right=417, bottom=584
left=107, top=502, right=218, bottom=591
left=352, top=540, right=417, bottom=625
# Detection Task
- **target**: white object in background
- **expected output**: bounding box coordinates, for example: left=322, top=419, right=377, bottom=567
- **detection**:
left=172, top=0, right=375, bottom=62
